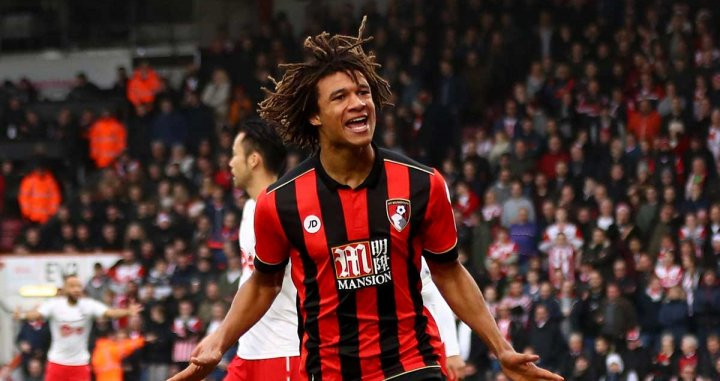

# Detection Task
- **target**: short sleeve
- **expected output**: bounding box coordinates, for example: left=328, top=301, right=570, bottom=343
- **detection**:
left=421, top=170, right=458, bottom=262
left=36, top=299, right=55, bottom=319
left=86, top=298, right=109, bottom=318
left=253, top=189, right=291, bottom=273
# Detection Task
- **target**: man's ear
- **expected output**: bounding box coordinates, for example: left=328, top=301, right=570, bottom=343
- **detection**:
left=309, top=114, right=321, bottom=127
left=248, top=152, right=260, bottom=169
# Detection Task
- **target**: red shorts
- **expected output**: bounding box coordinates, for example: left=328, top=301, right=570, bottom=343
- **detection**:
left=44, top=362, right=90, bottom=381
left=224, top=355, right=301, bottom=381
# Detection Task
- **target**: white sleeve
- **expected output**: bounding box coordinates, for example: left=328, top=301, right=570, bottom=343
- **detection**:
left=36, top=299, right=54, bottom=319
left=85, top=298, right=109, bottom=318
left=420, top=260, right=460, bottom=357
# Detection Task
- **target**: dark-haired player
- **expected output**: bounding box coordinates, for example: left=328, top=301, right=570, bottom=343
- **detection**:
left=223, top=119, right=300, bottom=381
left=172, top=18, right=562, bottom=381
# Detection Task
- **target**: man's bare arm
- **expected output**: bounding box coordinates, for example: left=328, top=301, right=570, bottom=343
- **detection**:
left=428, top=259, right=563, bottom=381
left=167, top=269, right=284, bottom=381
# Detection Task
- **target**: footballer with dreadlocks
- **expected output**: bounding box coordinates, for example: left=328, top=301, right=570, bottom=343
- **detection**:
left=170, top=17, right=563, bottom=381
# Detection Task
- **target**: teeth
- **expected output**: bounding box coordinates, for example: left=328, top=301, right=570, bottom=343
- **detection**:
left=348, top=116, right=367, bottom=123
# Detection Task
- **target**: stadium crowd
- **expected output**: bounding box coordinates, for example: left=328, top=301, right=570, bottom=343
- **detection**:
left=2, top=0, right=720, bottom=380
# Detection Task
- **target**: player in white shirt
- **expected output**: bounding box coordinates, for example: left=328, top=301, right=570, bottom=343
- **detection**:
left=224, top=119, right=300, bottom=380
left=14, top=275, right=142, bottom=381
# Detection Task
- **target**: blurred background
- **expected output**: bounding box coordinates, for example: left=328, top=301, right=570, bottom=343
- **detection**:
left=1, top=0, right=720, bottom=380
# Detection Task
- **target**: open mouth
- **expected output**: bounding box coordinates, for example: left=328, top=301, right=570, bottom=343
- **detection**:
left=345, top=115, right=369, bottom=132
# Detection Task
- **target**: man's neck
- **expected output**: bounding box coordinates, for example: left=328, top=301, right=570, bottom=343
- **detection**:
left=246, top=170, right=278, bottom=200
left=319, top=143, right=375, bottom=189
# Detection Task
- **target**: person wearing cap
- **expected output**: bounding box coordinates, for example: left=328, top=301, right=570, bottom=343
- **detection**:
left=621, top=328, right=652, bottom=381
left=602, top=353, right=626, bottom=381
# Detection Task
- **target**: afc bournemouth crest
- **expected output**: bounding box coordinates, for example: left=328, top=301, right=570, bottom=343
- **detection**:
left=386, top=198, right=411, bottom=232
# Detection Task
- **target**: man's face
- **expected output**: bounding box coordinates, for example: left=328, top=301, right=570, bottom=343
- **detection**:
left=311, top=71, right=376, bottom=149
left=64, top=276, right=84, bottom=302
left=229, top=133, right=253, bottom=189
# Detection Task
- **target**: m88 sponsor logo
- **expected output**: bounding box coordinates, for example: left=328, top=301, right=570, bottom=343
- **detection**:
left=331, top=238, right=391, bottom=290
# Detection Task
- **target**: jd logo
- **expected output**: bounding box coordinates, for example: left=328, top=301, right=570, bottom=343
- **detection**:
left=304, top=215, right=321, bottom=234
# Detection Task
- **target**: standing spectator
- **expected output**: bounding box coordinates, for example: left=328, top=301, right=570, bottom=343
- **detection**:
left=627, top=99, right=662, bottom=144
left=152, top=98, right=189, bottom=148
left=91, top=329, right=145, bottom=381
left=538, top=135, right=570, bottom=180
left=143, top=305, right=174, bottom=381
left=508, top=207, right=538, bottom=268
left=15, top=318, right=50, bottom=375
left=127, top=61, right=162, bottom=109
left=652, top=334, right=679, bottom=381
left=216, top=255, right=241, bottom=303
left=87, top=110, right=126, bottom=169
left=486, top=227, right=519, bottom=274
left=659, top=286, right=691, bottom=343
left=540, top=207, right=583, bottom=252
left=18, top=163, right=62, bottom=224
left=171, top=300, right=202, bottom=374
left=693, top=269, right=720, bottom=342
left=599, top=283, right=637, bottom=344
left=67, top=72, right=101, bottom=101
left=201, top=68, right=231, bottom=123
left=527, top=304, right=566, bottom=372
left=582, top=228, right=615, bottom=280
left=621, top=328, right=652, bottom=381
left=678, top=335, right=700, bottom=375
left=501, top=181, right=536, bottom=228
left=548, top=233, right=577, bottom=289
left=698, top=334, right=720, bottom=380
left=85, top=263, right=112, bottom=301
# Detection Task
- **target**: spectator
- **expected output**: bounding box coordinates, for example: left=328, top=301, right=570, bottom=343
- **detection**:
left=127, top=61, right=162, bottom=108
left=486, top=228, right=518, bottom=275
left=152, top=98, right=189, bottom=148
left=501, top=181, right=536, bottom=228
left=171, top=299, right=202, bottom=373
left=85, top=263, right=112, bottom=301
left=547, top=233, right=576, bottom=289
left=87, top=110, right=126, bottom=169
left=693, top=269, right=720, bottom=342
left=621, top=328, right=652, bottom=381
left=91, top=329, right=145, bottom=381
left=659, top=286, right=691, bottom=343
left=18, top=163, right=62, bottom=224
left=67, top=72, right=101, bottom=101
left=527, top=304, right=565, bottom=371
left=698, top=334, right=720, bottom=379
left=599, top=283, right=637, bottom=344
left=142, top=305, right=174, bottom=381
left=201, top=68, right=231, bottom=123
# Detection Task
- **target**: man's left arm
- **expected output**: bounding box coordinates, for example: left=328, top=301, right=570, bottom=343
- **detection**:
left=422, top=170, right=562, bottom=381
left=103, top=302, right=142, bottom=319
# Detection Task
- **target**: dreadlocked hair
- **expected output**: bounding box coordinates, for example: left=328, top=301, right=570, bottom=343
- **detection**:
left=258, top=16, right=393, bottom=151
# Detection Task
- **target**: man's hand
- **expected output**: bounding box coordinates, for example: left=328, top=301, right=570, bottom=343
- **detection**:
left=446, top=355, right=466, bottom=380
left=128, top=302, right=143, bottom=316
left=498, top=350, right=563, bottom=381
left=167, top=333, right=223, bottom=381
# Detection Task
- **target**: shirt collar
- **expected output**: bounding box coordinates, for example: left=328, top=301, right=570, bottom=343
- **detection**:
left=315, top=143, right=383, bottom=192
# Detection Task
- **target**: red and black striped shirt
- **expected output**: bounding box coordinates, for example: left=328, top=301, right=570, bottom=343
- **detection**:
left=253, top=146, right=458, bottom=381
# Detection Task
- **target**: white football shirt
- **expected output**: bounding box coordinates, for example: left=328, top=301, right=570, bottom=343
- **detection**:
left=37, top=297, right=108, bottom=365
left=237, top=199, right=300, bottom=359
left=420, top=257, right=460, bottom=357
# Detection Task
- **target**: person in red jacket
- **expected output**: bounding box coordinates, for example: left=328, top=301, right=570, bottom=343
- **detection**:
left=18, top=164, right=62, bottom=224
left=87, top=110, right=127, bottom=168
left=127, top=61, right=162, bottom=108
left=628, top=99, right=661, bottom=144
left=538, top=135, right=570, bottom=179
